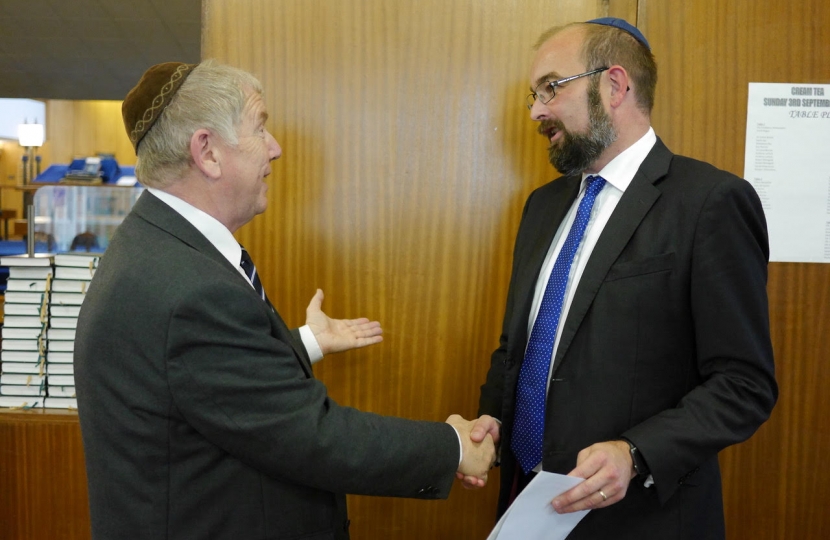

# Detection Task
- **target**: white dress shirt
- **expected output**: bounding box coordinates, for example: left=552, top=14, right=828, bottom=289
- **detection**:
left=527, top=128, right=657, bottom=474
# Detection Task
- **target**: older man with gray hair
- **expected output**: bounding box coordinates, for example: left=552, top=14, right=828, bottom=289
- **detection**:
left=75, top=60, right=494, bottom=540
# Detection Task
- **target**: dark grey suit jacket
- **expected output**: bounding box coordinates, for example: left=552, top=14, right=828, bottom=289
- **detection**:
left=75, top=191, right=459, bottom=540
left=479, top=138, right=777, bottom=539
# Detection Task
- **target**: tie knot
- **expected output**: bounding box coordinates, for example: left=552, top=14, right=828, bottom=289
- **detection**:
left=239, top=247, right=255, bottom=278
left=585, top=175, right=606, bottom=195
left=239, top=246, right=266, bottom=301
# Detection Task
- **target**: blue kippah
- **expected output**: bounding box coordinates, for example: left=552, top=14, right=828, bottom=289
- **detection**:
left=586, top=17, right=650, bottom=51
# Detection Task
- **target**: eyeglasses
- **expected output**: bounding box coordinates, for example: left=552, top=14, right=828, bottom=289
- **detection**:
left=526, top=67, right=609, bottom=110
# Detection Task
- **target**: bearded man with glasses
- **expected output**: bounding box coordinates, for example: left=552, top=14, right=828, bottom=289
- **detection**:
left=463, top=17, right=777, bottom=540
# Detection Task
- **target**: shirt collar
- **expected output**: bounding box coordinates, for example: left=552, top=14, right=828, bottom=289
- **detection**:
left=581, top=127, right=657, bottom=192
left=147, top=187, right=242, bottom=268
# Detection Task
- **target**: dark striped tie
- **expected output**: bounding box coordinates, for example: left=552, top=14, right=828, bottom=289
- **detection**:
left=239, top=246, right=266, bottom=302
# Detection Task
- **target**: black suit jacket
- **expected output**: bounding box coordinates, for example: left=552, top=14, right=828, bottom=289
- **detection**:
left=479, top=139, right=777, bottom=539
left=75, top=191, right=459, bottom=540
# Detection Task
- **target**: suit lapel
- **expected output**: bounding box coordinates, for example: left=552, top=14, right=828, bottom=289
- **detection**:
left=132, top=191, right=314, bottom=378
left=550, top=139, right=673, bottom=374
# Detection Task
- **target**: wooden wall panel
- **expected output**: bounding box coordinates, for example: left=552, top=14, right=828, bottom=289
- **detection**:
left=203, top=1, right=608, bottom=538
left=41, top=100, right=136, bottom=167
left=0, top=411, right=90, bottom=540
left=606, top=0, right=638, bottom=24
left=0, top=141, right=25, bottom=216
left=641, top=1, right=830, bottom=538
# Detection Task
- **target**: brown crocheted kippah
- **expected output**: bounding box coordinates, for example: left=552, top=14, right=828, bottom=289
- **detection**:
left=122, top=62, right=197, bottom=152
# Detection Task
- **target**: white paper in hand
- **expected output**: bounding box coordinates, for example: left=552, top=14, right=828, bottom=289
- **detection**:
left=487, top=472, right=590, bottom=540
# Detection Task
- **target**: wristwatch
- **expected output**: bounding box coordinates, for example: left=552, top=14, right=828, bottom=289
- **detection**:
left=622, top=438, right=650, bottom=477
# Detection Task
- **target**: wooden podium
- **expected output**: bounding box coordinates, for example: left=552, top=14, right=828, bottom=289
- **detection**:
left=0, top=409, right=90, bottom=540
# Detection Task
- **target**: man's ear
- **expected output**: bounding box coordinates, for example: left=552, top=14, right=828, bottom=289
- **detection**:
left=190, top=128, right=222, bottom=179
left=606, top=65, right=630, bottom=109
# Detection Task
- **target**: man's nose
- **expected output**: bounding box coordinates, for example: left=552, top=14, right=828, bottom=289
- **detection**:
left=529, top=97, right=551, bottom=121
left=268, top=131, right=282, bottom=160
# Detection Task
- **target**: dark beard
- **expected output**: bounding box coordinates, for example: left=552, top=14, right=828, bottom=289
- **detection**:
left=544, top=79, right=617, bottom=176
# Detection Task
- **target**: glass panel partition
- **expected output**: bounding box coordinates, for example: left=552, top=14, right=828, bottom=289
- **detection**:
left=32, top=185, right=144, bottom=253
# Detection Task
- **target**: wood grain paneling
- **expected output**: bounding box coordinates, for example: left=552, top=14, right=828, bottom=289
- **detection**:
left=0, top=141, right=26, bottom=217
left=203, top=1, right=606, bottom=538
left=606, top=0, right=639, bottom=24
left=0, top=410, right=90, bottom=540
left=641, top=1, right=830, bottom=538
left=41, top=100, right=136, bottom=168
left=719, top=263, right=830, bottom=540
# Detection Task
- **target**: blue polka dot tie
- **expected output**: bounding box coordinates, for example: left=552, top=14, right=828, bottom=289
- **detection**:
left=511, top=175, right=606, bottom=474
left=239, top=246, right=267, bottom=302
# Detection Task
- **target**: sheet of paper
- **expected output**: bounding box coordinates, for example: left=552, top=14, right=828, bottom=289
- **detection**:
left=487, top=472, right=590, bottom=540
left=743, top=82, right=830, bottom=263
left=115, top=175, right=138, bottom=186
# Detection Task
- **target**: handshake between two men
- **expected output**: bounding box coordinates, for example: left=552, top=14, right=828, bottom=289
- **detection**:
left=447, top=414, right=501, bottom=488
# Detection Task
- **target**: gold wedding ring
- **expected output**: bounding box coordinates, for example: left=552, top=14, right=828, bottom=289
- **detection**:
left=599, top=490, right=608, bottom=501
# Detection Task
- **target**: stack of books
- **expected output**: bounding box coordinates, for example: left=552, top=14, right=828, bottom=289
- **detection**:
left=0, top=254, right=53, bottom=408
left=45, top=252, right=99, bottom=408
left=0, top=252, right=99, bottom=409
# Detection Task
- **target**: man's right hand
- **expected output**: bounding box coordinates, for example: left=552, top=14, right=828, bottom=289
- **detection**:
left=455, top=414, right=501, bottom=488
left=446, top=414, right=496, bottom=487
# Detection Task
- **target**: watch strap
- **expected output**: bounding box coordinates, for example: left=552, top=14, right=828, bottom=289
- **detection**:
left=621, top=437, right=650, bottom=477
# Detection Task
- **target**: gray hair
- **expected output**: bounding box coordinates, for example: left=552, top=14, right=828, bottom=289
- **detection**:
left=134, top=59, right=263, bottom=187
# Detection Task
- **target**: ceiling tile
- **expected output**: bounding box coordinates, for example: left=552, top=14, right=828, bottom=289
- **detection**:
left=149, top=0, right=201, bottom=20
left=96, top=0, right=158, bottom=20
left=0, top=18, right=64, bottom=39
left=2, top=0, right=200, bottom=100
left=1, top=0, right=60, bottom=20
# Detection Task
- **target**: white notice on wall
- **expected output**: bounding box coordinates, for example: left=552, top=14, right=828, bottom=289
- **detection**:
left=744, top=83, right=830, bottom=263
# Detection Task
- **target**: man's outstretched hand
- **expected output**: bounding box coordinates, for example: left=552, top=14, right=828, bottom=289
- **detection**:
left=305, top=289, right=383, bottom=354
